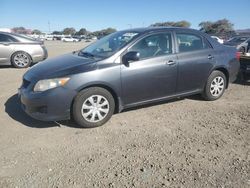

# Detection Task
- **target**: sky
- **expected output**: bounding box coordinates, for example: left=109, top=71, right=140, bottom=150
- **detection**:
left=0, top=0, right=249, bottom=33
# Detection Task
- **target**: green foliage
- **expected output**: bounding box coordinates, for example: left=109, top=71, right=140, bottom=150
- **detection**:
left=62, top=27, right=76, bottom=35
left=52, top=31, right=62, bottom=35
left=151, top=21, right=191, bottom=28
left=199, top=19, right=234, bottom=36
left=91, top=28, right=117, bottom=38
left=32, top=29, right=42, bottom=35
left=75, top=28, right=88, bottom=36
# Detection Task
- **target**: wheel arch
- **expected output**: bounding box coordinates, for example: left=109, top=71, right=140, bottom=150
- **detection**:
left=212, top=66, right=229, bottom=88
left=70, top=84, right=121, bottom=119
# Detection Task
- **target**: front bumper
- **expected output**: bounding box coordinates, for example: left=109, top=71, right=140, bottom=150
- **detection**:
left=19, top=86, right=77, bottom=122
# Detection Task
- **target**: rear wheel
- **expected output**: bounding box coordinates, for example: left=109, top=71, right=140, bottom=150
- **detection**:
left=202, top=70, right=227, bottom=101
left=11, top=51, right=32, bottom=68
left=72, top=87, right=115, bottom=128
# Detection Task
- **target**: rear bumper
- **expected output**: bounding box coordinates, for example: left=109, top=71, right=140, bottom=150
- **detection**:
left=32, top=46, right=48, bottom=63
left=19, top=86, right=77, bottom=121
left=229, top=62, right=240, bottom=83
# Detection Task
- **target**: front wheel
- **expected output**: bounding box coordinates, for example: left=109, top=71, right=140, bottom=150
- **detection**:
left=72, top=87, right=115, bottom=128
left=202, top=70, right=227, bottom=101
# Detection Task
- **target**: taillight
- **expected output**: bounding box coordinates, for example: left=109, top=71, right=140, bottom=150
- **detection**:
left=236, top=52, right=241, bottom=61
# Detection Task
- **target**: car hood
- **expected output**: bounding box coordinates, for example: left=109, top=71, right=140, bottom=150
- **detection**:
left=25, top=53, right=98, bottom=80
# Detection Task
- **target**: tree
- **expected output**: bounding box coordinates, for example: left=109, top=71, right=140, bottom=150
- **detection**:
left=62, top=27, right=76, bottom=35
left=151, top=20, right=191, bottom=28
left=12, top=27, right=29, bottom=34
left=199, top=19, right=235, bottom=37
left=76, top=28, right=88, bottom=36
left=91, top=28, right=117, bottom=38
left=104, top=28, right=117, bottom=35
left=32, top=29, right=42, bottom=35
left=52, top=31, right=62, bottom=35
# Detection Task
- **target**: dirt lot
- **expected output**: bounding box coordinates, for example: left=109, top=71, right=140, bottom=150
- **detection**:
left=0, top=41, right=249, bottom=188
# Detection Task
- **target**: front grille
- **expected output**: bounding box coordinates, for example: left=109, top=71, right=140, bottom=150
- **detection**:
left=22, top=79, right=31, bottom=88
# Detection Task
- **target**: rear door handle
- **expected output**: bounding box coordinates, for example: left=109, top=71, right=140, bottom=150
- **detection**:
left=166, top=60, right=176, bottom=65
left=208, top=55, right=214, bottom=60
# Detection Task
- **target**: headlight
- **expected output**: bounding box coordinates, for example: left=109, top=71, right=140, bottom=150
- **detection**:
left=33, top=77, right=70, bottom=92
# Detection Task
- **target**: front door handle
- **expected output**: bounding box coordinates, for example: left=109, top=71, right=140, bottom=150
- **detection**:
left=208, top=55, right=214, bottom=60
left=166, top=60, right=176, bottom=65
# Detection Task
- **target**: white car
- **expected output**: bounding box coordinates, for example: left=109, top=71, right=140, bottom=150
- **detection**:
left=211, top=36, right=224, bottom=44
left=224, top=36, right=250, bottom=53
left=45, top=35, right=54, bottom=41
left=61, top=36, right=79, bottom=42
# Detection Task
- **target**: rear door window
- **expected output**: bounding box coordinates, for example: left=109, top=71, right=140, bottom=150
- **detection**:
left=0, top=34, right=18, bottom=42
left=176, top=33, right=210, bottom=53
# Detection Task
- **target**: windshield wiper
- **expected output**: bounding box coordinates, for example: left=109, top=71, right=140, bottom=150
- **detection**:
left=78, top=51, right=95, bottom=58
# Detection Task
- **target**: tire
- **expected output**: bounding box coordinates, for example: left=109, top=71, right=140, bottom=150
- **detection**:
left=202, top=70, right=227, bottom=101
left=72, top=87, right=115, bottom=128
left=11, top=51, right=32, bottom=68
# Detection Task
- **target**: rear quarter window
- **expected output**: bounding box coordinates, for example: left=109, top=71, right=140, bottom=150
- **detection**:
left=0, top=34, right=18, bottom=42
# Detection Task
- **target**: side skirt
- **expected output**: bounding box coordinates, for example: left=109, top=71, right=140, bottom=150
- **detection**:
left=119, top=89, right=202, bottom=112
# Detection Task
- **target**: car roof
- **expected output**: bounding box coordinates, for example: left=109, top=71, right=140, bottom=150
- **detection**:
left=120, top=27, right=199, bottom=34
left=0, top=31, right=12, bottom=35
left=0, top=31, right=39, bottom=43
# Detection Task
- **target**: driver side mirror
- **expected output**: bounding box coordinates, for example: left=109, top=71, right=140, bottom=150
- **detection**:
left=122, top=51, right=140, bottom=65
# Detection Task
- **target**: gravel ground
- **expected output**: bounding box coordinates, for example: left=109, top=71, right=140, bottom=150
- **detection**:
left=0, top=41, right=249, bottom=188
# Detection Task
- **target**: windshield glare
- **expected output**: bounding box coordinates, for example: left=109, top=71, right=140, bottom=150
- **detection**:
left=80, top=31, right=140, bottom=58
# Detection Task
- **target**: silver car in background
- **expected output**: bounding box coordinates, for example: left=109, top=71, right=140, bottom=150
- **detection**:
left=0, top=32, right=47, bottom=68
left=224, top=36, right=250, bottom=54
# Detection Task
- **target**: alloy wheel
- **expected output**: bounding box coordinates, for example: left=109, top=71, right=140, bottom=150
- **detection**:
left=13, top=53, right=30, bottom=67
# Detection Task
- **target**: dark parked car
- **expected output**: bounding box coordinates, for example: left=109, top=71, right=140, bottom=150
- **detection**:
left=19, top=27, right=240, bottom=128
left=224, top=36, right=250, bottom=53
left=53, top=36, right=62, bottom=41
left=239, top=57, right=250, bottom=80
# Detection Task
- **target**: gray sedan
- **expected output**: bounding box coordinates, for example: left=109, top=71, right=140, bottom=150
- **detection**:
left=0, top=32, right=47, bottom=68
left=19, top=27, right=240, bottom=128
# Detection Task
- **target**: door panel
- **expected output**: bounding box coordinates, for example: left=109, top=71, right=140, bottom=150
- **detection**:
left=121, top=54, right=178, bottom=105
left=176, top=49, right=215, bottom=93
left=0, top=44, right=14, bottom=64
left=175, top=32, right=215, bottom=93
left=0, top=33, right=17, bottom=64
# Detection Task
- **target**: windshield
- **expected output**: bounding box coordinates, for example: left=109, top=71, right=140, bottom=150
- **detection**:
left=79, top=31, right=140, bottom=58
